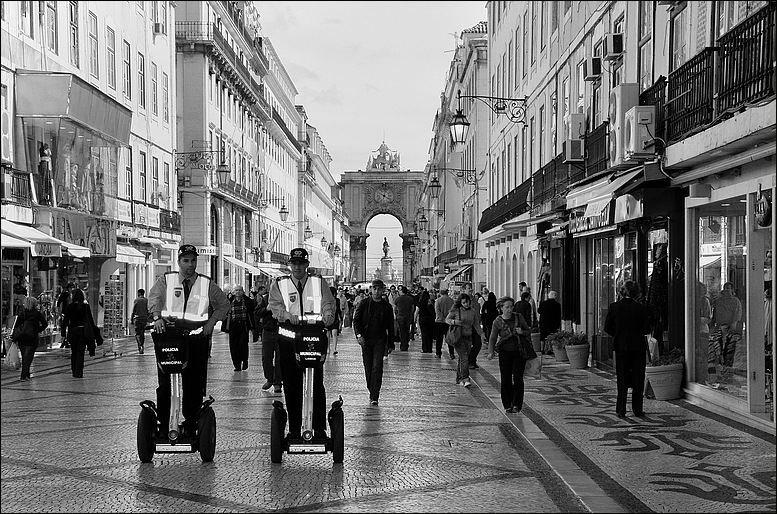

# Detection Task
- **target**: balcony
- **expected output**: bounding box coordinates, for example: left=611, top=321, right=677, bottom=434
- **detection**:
left=434, top=248, right=458, bottom=266
left=639, top=75, right=667, bottom=145
left=216, top=178, right=261, bottom=207
left=272, top=107, right=302, bottom=152
left=270, top=250, right=287, bottom=265
left=532, top=153, right=572, bottom=207
left=159, top=208, right=181, bottom=234
left=665, top=3, right=775, bottom=143
left=478, top=180, right=531, bottom=233
left=1, top=170, right=32, bottom=207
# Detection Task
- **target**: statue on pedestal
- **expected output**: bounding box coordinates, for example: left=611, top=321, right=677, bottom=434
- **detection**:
left=383, top=237, right=390, bottom=258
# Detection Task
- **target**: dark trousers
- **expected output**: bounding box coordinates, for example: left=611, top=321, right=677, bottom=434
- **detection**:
left=396, top=316, right=412, bottom=350
left=69, top=326, right=86, bottom=377
left=155, top=333, right=209, bottom=430
left=434, top=322, right=450, bottom=356
left=19, top=344, right=36, bottom=379
left=615, top=350, right=647, bottom=415
left=498, top=349, right=526, bottom=410
left=262, top=329, right=282, bottom=385
left=469, top=331, right=482, bottom=366
left=279, top=334, right=326, bottom=434
left=228, top=321, right=249, bottom=369
left=362, top=339, right=387, bottom=401
left=419, top=316, right=434, bottom=353
left=134, top=319, right=147, bottom=349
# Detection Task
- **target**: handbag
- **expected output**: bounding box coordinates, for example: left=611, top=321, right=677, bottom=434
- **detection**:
left=445, top=308, right=464, bottom=348
left=83, top=321, right=96, bottom=345
left=12, top=314, right=36, bottom=342
left=518, top=334, right=538, bottom=360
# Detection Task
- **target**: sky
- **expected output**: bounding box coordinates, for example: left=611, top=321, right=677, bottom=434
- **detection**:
left=256, top=1, right=487, bottom=272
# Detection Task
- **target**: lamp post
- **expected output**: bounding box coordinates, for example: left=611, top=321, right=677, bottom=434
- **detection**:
left=449, top=90, right=528, bottom=146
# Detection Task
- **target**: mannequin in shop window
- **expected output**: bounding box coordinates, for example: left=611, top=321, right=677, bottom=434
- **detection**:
left=646, top=244, right=669, bottom=356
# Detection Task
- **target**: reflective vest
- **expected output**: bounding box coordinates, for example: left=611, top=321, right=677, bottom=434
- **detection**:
left=161, top=272, right=211, bottom=324
left=278, top=275, right=324, bottom=322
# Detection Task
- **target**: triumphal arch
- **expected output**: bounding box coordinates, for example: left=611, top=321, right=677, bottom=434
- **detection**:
left=339, top=142, right=424, bottom=284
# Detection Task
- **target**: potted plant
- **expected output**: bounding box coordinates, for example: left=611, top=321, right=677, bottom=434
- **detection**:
left=645, top=348, right=684, bottom=400
left=545, top=331, right=572, bottom=362
left=564, top=332, right=590, bottom=369
left=530, top=326, right=542, bottom=353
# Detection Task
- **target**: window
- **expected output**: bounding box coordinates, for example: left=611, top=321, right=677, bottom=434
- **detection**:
left=522, top=12, right=528, bottom=77
left=123, top=40, right=131, bottom=99
left=539, top=105, right=545, bottom=165
left=671, top=4, right=689, bottom=71
left=562, top=77, right=570, bottom=136
left=151, top=62, right=158, bottom=116
left=20, top=1, right=34, bottom=38
left=139, top=151, right=147, bottom=202
left=514, top=28, right=520, bottom=87
left=529, top=116, right=535, bottom=174
left=540, top=2, right=546, bottom=50
left=521, top=128, right=527, bottom=182
left=162, top=72, right=169, bottom=122
left=138, top=53, right=146, bottom=109
left=506, top=142, right=512, bottom=190
left=577, top=61, right=585, bottom=114
left=69, top=1, right=79, bottom=67
left=46, top=2, right=58, bottom=53
left=508, top=38, right=513, bottom=94
left=107, top=28, right=116, bottom=90
left=551, top=1, right=558, bottom=34
left=125, top=147, right=133, bottom=198
left=531, top=5, right=537, bottom=64
left=612, top=16, right=625, bottom=88
left=88, top=12, right=98, bottom=78
left=152, top=156, right=159, bottom=204
left=164, top=162, right=170, bottom=190
left=160, top=1, right=167, bottom=28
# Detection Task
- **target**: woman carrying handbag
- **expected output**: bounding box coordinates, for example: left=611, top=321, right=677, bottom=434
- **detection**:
left=486, top=296, right=532, bottom=413
left=445, top=293, right=486, bottom=388
left=13, top=296, right=48, bottom=381
left=62, top=288, right=98, bottom=378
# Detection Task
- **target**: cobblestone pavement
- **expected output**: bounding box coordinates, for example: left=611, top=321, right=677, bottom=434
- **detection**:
left=1, top=328, right=774, bottom=513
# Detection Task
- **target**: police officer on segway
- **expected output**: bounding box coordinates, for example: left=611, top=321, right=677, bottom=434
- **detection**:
left=147, top=244, right=230, bottom=438
left=268, top=247, right=336, bottom=440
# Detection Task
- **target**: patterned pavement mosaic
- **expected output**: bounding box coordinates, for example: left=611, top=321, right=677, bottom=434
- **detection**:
left=1, top=327, right=774, bottom=512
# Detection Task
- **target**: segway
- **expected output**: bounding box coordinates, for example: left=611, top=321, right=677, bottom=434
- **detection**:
left=270, top=315, right=344, bottom=463
left=136, top=322, right=216, bottom=463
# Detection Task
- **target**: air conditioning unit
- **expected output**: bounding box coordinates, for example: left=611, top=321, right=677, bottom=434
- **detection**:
left=608, top=83, right=640, bottom=168
left=603, top=34, right=624, bottom=61
left=563, top=138, right=584, bottom=163
left=153, top=22, right=165, bottom=35
left=568, top=113, right=587, bottom=139
left=583, top=56, right=601, bottom=81
left=624, top=105, right=656, bottom=161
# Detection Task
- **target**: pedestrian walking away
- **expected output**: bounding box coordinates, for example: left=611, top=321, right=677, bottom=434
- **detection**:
left=538, top=290, right=562, bottom=355
left=393, top=286, right=415, bottom=351
left=255, top=284, right=283, bottom=393
left=603, top=280, right=651, bottom=418
left=416, top=289, right=435, bottom=353
left=12, top=296, right=48, bottom=381
left=446, top=293, right=486, bottom=387
left=352, top=279, right=395, bottom=405
left=56, top=283, right=75, bottom=348
left=269, top=247, right=336, bottom=439
left=328, top=286, right=342, bottom=355
left=62, top=288, right=100, bottom=378
left=147, top=244, right=231, bottom=436
left=486, top=296, right=531, bottom=413
left=131, top=289, right=149, bottom=354
left=223, top=284, right=255, bottom=372
left=434, top=289, right=455, bottom=359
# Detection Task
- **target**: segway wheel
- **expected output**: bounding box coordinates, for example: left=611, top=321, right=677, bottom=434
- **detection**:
left=198, top=406, right=216, bottom=463
left=270, top=408, right=284, bottom=463
left=330, top=409, right=344, bottom=464
left=136, top=409, right=156, bottom=463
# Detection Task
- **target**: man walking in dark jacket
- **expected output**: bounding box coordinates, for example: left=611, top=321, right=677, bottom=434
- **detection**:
left=352, top=279, right=395, bottom=405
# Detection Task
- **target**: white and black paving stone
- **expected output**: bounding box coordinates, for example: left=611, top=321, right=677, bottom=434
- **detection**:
left=1, top=327, right=774, bottom=513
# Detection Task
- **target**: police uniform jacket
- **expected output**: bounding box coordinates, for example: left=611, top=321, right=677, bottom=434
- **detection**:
left=147, top=271, right=230, bottom=329
left=268, top=272, right=336, bottom=327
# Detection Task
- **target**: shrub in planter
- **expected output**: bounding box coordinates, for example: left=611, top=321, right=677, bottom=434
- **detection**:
left=546, top=330, right=586, bottom=349
left=646, top=348, right=685, bottom=400
left=653, top=347, right=685, bottom=366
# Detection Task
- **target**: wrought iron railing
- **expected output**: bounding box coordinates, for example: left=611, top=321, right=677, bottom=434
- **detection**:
left=1, top=170, right=32, bottom=207
left=270, top=250, right=287, bottom=265
left=584, top=121, right=609, bottom=177
left=435, top=247, right=458, bottom=266
left=272, top=107, right=302, bottom=152
left=478, top=180, right=531, bottom=233
left=716, top=2, right=776, bottom=116
left=639, top=75, right=667, bottom=144
left=666, top=47, right=716, bottom=142
left=159, top=209, right=181, bottom=233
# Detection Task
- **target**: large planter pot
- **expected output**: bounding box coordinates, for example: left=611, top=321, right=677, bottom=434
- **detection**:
left=645, top=363, right=684, bottom=400
left=566, top=344, right=590, bottom=369
left=531, top=332, right=542, bottom=352
left=552, top=346, right=568, bottom=362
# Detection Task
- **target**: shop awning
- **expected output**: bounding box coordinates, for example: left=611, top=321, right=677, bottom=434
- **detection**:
left=116, top=244, right=146, bottom=265
left=161, top=242, right=180, bottom=251
left=1, top=234, right=33, bottom=248
left=582, top=168, right=644, bottom=218
left=443, top=265, right=472, bottom=283
left=224, top=255, right=264, bottom=275
left=700, top=255, right=721, bottom=268
left=255, top=265, right=286, bottom=278
left=1, top=219, right=63, bottom=257
left=138, top=236, right=165, bottom=246
left=62, top=241, right=91, bottom=258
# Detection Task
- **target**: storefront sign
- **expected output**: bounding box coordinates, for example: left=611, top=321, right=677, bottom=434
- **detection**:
left=34, top=242, right=61, bottom=258
left=134, top=203, right=148, bottom=226
left=198, top=246, right=218, bottom=256
left=222, top=243, right=234, bottom=257
left=569, top=203, right=613, bottom=234
left=147, top=206, right=160, bottom=229
left=116, top=199, right=132, bottom=222
left=56, top=211, right=116, bottom=256
left=615, top=194, right=644, bottom=223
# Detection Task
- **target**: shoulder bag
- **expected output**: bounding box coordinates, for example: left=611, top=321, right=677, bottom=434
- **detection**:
left=12, top=313, right=36, bottom=342
left=445, top=308, right=464, bottom=348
